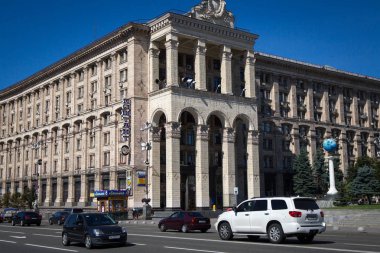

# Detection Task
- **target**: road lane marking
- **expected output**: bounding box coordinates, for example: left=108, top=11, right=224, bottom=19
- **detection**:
left=25, top=244, right=78, bottom=252
left=0, top=239, right=16, bottom=244
left=0, top=230, right=25, bottom=234
left=344, top=243, right=380, bottom=247
left=165, top=246, right=227, bottom=253
left=129, top=233, right=380, bottom=253
left=10, top=236, right=26, bottom=239
left=33, top=233, right=61, bottom=238
left=133, top=243, right=147, bottom=246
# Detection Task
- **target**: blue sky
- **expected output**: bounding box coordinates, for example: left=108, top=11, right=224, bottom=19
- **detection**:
left=0, top=0, right=379, bottom=90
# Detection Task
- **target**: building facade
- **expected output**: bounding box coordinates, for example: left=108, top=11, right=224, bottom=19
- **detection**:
left=0, top=0, right=379, bottom=210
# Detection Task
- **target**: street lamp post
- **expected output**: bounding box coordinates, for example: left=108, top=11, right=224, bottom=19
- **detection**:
left=140, top=122, right=152, bottom=220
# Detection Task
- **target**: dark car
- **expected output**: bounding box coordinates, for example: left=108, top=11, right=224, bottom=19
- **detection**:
left=63, top=208, right=83, bottom=214
left=0, top=215, right=3, bottom=223
left=62, top=213, right=127, bottom=249
left=49, top=211, right=69, bottom=225
left=11, top=211, right=42, bottom=226
left=158, top=211, right=211, bottom=233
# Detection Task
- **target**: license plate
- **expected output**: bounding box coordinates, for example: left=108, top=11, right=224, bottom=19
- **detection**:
left=306, top=214, right=317, bottom=220
left=32, top=218, right=37, bottom=220
left=109, top=235, right=120, bottom=239
left=199, top=220, right=206, bottom=223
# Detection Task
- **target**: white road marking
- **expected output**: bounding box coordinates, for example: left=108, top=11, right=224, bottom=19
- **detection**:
left=344, top=243, right=380, bottom=247
left=25, top=243, right=78, bottom=252
left=133, top=243, right=147, bottom=246
left=0, top=239, right=16, bottom=244
left=10, top=236, right=26, bottom=239
left=165, top=246, right=227, bottom=253
left=129, top=233, right=380, bottom=253
left=0, top=230, right=25, bottom=234
left=33, top=233, right=61, bottom=238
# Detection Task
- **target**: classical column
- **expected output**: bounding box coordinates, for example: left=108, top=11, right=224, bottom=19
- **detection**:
left=365, top=98, right=371, bottom=128
left=195, top=125, right=209, bottom=209
left=289, top=78, right=298, bottom=118
left=305, top=84, right=314, bottom=121
left=339, top=131, right=349, bottom=175
left=354, top=132, right=362, bottom=158
left=321, top=90, right=329, bottom=122
left=244, top=50, right=256, bottom=98
left=66, top=175, right=75, bottom=207
left=220, top=45, right=233, bottom=95
left=271, top=76, right=280, bottom=117
left=149, top=42, right=160, bottom=92
left=149, top=127, right=161, bottom=208
left=222, top=127, right=236, bottom=207
left=369, top=133, right=376, bottom=158
left=247, top=130, right=260, bottom=198
left=44, top=177, right=52, bottom=206
left=165, top=122, right=181, bottom=210
left=111, top=52, right=117, bottom=103
left=352, top=96, right=359, bottom=126
left=291, top=124, right=300, bottom=154
left=79, top=173, right=87, bottom=207
left=308, top=127, right=316, bottom=165
left=337, top=93, right=345, bottom=124
left=165, top=34, right=179, bottom=86
left=194, top=40, right=207, bottom=91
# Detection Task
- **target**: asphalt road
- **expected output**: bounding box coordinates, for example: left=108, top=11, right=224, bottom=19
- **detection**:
left=0, top=221, right=379, bottom=253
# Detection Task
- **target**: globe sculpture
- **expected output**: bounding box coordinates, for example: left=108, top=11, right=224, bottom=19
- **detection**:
left=323, top=138, right=338, bottom=196
left=323, top=138, right=337, bottom=153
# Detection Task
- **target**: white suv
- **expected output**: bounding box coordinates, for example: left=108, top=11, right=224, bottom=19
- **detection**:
left=215, top=197, right=326, bottom=244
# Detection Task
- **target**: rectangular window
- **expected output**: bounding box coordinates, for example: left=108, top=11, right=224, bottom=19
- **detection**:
left=76, top=139, right=81, bottom=151
left=64, top=158, right=69, bottom=171
left=91, top=81, right=97, bottom=93
left=54, top=160, right=57, bottom=173
left=79, top=71, right=84, bottom=81
left=78, top=87, right=84, bottom=99
left=105, top=75, right=112, bottom=88
left=91, top=65, right=97, bottom=76
left=120, top=69, right=127, bottom=82
left=104, top=132, right=110, bottom=145
left=105, top=58, right=112, bottom=70
left=66, top=92, right=71, bottom=104
left=76, top=156, right=81, bottom=170
left=90, top=135, right=95, bottom=148
left=77, top=104, right=83, bottom=114
left=65, top=141, right=70, bottom=153
left=104, top=151, right=110, bottom=166
left=89, top=154, right=95, bottom=167
left=120, top=50, right=127, bottom=63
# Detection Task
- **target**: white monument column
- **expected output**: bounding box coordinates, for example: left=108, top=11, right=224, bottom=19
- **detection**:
left=326, top=156, right=338, bottom=195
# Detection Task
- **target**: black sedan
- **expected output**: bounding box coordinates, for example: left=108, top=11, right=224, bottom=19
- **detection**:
left=158, top=211, right=211, bottom=233
left=11, top=211, right=42, bottom=226
left=49, top=211, right=69, bottom=225
left=62, top=213, right=127, bottom=249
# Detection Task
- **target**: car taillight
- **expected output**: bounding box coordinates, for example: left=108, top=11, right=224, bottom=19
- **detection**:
left=191, top=217, right=196, bottom=224
left=25, top=215, right=31, bottom=220
left=320, top=211, right=324, bottom=218
left=289, top=211, right=302, bottom=217
left=226, top=208, right=233, bottom=211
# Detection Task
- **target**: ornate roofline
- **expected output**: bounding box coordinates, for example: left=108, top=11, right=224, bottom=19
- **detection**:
left=0, top=23, right=150, bottom=100
left=255, top=52, right=380, bottom=84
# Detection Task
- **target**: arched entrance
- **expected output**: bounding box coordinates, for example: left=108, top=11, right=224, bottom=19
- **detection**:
left=207, top=115, right=223, bottom=209
left=179, top=111, right=196, bottom=210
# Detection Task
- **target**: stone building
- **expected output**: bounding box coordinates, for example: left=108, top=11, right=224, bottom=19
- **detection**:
left=0, top=0, right=379, bottom=210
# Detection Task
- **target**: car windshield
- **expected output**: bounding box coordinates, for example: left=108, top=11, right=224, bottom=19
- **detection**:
left=294, top=198, right=320, bottom=210
left=84, top=214, right=117, bottom=226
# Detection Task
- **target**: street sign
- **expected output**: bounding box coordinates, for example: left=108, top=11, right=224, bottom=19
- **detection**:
left=234, top=187, right=238, bottom=196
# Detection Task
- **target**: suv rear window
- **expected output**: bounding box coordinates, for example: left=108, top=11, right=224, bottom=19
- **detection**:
left=294, top=198, right=319, bottom=210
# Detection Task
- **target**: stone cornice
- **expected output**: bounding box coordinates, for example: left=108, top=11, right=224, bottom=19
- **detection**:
left=149, top=12, right=258, bottom=48
left=255, top=52, right=380, bottom=87
left=0, top=23, right=149, bottom=100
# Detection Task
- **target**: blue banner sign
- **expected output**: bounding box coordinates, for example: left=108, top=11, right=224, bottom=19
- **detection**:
left=93, top=190, right=129, bottom=198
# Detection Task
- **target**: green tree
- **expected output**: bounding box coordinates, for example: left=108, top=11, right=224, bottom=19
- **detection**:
left=10, top=192, right=26, bottom=209
left=349, top=166, right=380, bottom=204
left=1, top=192, right=11, bottom=207
left=293, top=148, right=316, bottom=196
left=312, top=149, right=328, bottom=195
left=347, top=156, right=380, bottom=183
left=22, top=187, right=36, bottom=209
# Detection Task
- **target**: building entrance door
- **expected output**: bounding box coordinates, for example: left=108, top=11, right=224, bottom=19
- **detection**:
left=180, top=172, right=195, bottom=210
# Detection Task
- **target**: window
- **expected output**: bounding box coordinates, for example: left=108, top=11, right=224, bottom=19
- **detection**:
left=120, top=69, right=127, bottom=82
left=104, top=132, right=110, bottom=145
left=105, top=75, right=112, bottom=88
left=66, top=92, right=71, bottom=104
left=78, top=86, right=84, bottom=99
left=105, top=58, right=112, bottom=70
left=104, top=114, right=110, bottom=125
left=90, top=135, right=95, bottom=148
left=64, top=158, right=69, bottom=171
left=78, top=71, right=84, bottom=82
left=89, top=154, right=95, bottom=167
left=104, top=151, right=110, bottom=166
left=91, top=99, right=97, bottom=110
left=76, top=156, right=81, bottom=170
left=54, top=160, right=57, bottom=173
left=236, top=201, right=254, bottom=212
left=91, top=65, right=97, bottom=76
left=120, top=50, right=127, bottom=63
left=271, top=200, right=288, bottom=210
left=91, top=81, right=97, bottom=93
left=65, top=141, right=70, bottom=153
left=77, top=104, right=83, bottom=114
left=252, top=200, right=267, bottom=211
left=76, top=139, right=81, bottom=151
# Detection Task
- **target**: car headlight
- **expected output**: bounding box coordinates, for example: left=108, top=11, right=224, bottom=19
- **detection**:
left=93, top=229, right=104, bottom=236
left=122, top=227, right=128, bottom=233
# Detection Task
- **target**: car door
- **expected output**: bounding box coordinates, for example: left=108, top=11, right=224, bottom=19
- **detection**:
left=249, top=199, right=269, bottom=233
left=64, top=214, right=78, bottom=241
left=15, top=212, right=22, bottom=225
left=72, top=214, right=85, bottom=242
left=232, top=201, right=254, bottom=232
left=166, top=212, right=180, bottom=230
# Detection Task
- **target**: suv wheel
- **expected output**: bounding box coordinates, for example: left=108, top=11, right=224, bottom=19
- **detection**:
left=181, top=225, right=189, bottom=233
left=20, top=220, right=25, bottom=227
left=218, top=222, right=233, bottom=240
left=49, top=219, right=53, bottom=225
left=85, top=235, right=93, bottom=249
left=267, top=223, right=285, bottom=244
left=297, top=234, right=315, bottom=243
left=62, top=233, right=70, bottom=246
left=11, top=220, right=15, bottom=226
